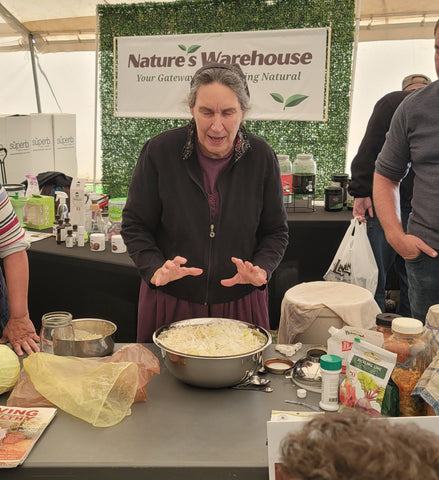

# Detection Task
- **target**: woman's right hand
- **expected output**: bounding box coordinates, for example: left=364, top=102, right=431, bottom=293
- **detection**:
left=151, top=256, right=203, bottom=287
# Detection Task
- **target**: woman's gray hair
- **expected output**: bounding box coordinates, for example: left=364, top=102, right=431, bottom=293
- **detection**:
left=188, top=63, right=250, bottom=112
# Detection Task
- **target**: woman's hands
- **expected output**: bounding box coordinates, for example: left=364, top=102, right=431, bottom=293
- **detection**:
left=221, top=257, right=267, bottom=287
left=151, top=256, right=267, bottom=288
left=151, top=256, right=203, bottom=287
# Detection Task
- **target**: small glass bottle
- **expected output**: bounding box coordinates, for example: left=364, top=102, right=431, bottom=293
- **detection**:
left=90, top=204, right=104, bottom=233
left=56, top=219, right=65, bottom=244
left=40, top=311, right=74, bottom=355
left=384, top=317, right=431, bottom=416
left=319, top=354, right=342, bottom=411
left=52, top=215, right=60, bottom=237
left=278, top=154, right=292, bottom=204
left=66, top=229, right=74, bottom=248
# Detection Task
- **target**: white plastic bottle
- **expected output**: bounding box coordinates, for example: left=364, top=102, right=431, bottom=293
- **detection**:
left=319, top=354, right=342, bottom=411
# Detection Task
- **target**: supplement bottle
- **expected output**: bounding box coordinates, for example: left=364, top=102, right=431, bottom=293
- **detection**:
left=319, top=354, right=342, bottom=411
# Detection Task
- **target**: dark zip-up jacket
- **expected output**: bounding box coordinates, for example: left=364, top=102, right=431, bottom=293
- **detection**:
left=349, top=90, right=414, bottom=210
left=121, top=121, right=289, bottom=305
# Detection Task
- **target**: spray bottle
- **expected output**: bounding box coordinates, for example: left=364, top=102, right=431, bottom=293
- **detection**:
left=55, top=191, right=69, bottom=221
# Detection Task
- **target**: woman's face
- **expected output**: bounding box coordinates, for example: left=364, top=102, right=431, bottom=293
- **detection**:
left=190, top=82, right=245, bottom=159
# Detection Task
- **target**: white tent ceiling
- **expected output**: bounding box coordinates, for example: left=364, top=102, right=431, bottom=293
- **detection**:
left=0, top=0, right=438, bottom=53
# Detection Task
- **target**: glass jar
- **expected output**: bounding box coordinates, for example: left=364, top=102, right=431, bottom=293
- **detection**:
left=40, top=311, right=74, bottom=355
left=384, top=317, right=431, bottom=416
left=376, top=313, right=400, bottom=341
left=278, top=154, right=292, bottom=204
left=292, top=154, right=316, bottom=195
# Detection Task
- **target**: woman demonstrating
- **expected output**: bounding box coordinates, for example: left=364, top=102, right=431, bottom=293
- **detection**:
left=0, top=184, right=39, bottom=355
left=122, top=62, right=289, bottom=342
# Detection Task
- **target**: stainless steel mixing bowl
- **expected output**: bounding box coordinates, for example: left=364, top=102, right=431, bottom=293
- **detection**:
left=153, top=318, right=272, bottom=388
left=53, top=318, right=117, bottom=357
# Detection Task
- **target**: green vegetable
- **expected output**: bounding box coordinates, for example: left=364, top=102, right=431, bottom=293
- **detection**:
left=0, top=345, right=20, bottom=394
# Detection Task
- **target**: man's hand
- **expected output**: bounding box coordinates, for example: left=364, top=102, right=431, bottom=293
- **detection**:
left=353, top=196, right=373, bottom=223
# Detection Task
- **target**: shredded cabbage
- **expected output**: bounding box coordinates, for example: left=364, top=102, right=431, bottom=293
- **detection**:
left=157, top=319, right=266, bottom=356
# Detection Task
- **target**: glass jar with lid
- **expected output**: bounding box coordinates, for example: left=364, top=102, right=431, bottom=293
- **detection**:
left=384, top=317, right=431, bottom=416
left=292, top=154, right=316, bottom=195
left=375, top=313, right=400, bottom=341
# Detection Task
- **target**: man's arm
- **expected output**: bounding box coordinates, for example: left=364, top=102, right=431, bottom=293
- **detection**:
left=373, top=172, right=437, bottom=259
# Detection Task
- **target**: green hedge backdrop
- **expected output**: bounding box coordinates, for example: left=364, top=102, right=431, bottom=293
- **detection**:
left=98, top=0, right=356, bottom=198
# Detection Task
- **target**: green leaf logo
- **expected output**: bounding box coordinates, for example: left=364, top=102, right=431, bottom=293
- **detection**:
left=270, top=93, right=309, bottom=110
left=178, top=44, right=201, bottom=54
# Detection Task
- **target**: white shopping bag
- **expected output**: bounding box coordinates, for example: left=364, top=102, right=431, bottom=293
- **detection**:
left=324, top=218, right=378, bottom=295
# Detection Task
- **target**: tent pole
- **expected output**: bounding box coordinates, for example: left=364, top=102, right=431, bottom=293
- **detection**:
left=0, top=4, right=41, bottom=113
left=345, top=0, right=362, bottom=171
left=28, top=34, right=42, bottom=113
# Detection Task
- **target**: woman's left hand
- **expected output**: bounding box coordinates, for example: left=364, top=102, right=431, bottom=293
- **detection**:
left=221, top=257, right=267, bottom=287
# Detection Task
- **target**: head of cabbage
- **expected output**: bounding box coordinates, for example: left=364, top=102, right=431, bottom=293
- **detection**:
left=0, top=345, right=20, bottom=394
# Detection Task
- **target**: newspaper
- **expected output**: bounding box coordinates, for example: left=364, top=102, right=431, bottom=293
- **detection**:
left=0, top=406, right=57, bottom=468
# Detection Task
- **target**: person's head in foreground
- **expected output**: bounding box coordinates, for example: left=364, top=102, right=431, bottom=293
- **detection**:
left=276, top=409, right=439, bottom=480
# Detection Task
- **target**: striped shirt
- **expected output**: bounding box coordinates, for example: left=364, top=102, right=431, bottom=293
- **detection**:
left=0, top=184, right=28, bottom=259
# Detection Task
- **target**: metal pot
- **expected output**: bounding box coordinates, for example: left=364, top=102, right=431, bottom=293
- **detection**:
left=153, top=318, right=272, bottom=388
left=53, top=318, right=116, bottom=357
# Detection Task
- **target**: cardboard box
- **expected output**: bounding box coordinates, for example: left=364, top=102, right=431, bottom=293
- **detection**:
left=25, top=194, right=55, bottom=230
left=4, top=115, right=32, bottom=184
left=0, top=115, right=7, bottom=151
left=30, top=113, right=55, bottom=174
left=52, top=113, right=77, bottom=177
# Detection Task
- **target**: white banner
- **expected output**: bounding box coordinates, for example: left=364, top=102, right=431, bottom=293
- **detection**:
left=115, top=28, right=330, bottom=121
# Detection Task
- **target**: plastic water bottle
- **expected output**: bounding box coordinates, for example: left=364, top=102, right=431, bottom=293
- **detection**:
left=278, top=154, right=292, bottom=204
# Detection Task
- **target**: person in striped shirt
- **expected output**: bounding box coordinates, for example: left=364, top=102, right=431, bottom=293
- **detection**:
left=0, top=184, right=39, bottom=355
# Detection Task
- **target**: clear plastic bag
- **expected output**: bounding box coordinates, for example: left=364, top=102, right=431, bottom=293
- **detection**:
left=7, top=344, right=160, bottom=427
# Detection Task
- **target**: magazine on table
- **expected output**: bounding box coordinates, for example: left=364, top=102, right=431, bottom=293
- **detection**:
left=0, top=406, right=57, bottom=468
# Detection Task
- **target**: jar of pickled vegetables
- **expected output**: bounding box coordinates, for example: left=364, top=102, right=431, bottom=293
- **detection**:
left=375, top=313, right=400, bottom=341
left=384, top=317, right=431, bottom=416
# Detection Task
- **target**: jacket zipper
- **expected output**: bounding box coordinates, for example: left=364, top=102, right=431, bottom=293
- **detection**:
left=205, top=223, right=215, bottom=304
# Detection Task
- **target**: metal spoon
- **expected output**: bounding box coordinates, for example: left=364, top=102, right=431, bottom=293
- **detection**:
left=248, top=374, right=270, bottom=386
left=232, top=384, right=273, bottom=392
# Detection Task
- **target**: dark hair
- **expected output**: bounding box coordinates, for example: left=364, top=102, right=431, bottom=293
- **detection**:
left=279, top=409, right=439, bottom=480
left=435, top=19, right=439, bottom=35
left=188, top=63, right=250, bottom=112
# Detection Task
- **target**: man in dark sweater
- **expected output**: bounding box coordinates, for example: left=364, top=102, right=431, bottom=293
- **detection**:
left=348, top=74, right=431, bottom=315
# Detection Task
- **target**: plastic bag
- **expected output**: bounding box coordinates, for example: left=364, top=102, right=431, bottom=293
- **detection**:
left=7, top=344, right=160, bottom=411
left=22, top=353, right=138, bottom=427
left=324, top=218, right=378, bottom=295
